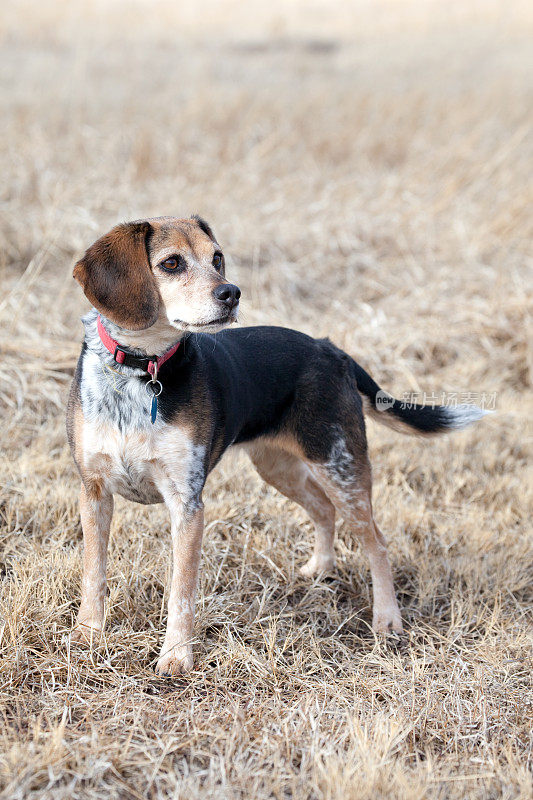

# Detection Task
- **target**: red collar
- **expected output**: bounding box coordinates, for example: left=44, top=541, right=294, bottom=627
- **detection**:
left=96, top=315, right=181, bottom=377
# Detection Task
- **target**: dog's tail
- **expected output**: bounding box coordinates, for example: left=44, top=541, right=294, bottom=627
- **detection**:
left=350, top=359, right=489, bottom=436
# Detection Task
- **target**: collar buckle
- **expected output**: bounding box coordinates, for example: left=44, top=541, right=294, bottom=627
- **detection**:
left=113, top=345, right=127, bottom=365
left=113, top=344, right=150, bottom=372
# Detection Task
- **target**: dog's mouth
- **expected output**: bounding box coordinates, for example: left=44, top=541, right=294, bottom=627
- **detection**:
left=171, top=312, right=238, bottom=331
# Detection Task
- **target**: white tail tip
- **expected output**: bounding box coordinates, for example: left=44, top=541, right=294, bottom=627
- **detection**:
left=443, top=404, right=492, bottom=430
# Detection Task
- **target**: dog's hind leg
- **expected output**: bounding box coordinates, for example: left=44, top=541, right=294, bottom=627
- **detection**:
left=308, top=447, right=402, bottom=635
left=245, top=442, right=336, bottom=576
left=71, top=481, right=113, bottom=643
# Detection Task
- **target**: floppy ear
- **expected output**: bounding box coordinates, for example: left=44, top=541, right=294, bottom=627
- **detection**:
left=73, top=221, right=160, bottom=330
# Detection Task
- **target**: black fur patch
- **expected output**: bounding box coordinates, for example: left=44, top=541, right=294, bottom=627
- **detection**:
left=155, top=326, right=367, bottom=467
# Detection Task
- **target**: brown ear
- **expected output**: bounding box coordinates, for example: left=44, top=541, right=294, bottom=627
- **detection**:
left=73, top=221, right=160, bottom=330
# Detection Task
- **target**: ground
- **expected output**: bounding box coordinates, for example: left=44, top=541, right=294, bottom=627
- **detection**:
left=0, top=1, right=532, bottom=798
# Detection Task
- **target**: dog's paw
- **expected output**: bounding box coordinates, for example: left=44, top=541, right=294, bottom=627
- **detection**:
left=300, top=553, right=336, bottom=577
left=372, top=607, right=403, bottom=635
left=155, top=646, right=194, bottom=676
left=70, top=622, right=103, bottom=645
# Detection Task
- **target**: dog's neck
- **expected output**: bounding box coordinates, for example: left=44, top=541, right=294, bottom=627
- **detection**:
left=84, top=308, right=184, bottom=358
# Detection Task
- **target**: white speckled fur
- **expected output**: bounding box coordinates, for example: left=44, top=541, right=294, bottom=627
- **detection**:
left=80, top=311, right=206, bottom=507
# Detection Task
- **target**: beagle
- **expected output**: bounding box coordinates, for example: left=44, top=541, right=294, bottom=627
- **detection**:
left=67, top=216, right=486, bottom=674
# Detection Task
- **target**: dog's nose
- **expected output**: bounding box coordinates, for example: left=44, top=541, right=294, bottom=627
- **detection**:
left=213, top=283, right=241, bottom=309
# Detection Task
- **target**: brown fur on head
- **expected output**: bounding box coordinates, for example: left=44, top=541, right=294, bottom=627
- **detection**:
left=74, top=216, right=236, bottom=333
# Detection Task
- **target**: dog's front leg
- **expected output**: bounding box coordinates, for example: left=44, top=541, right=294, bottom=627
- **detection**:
left=72, top=481, right=113, bottom=643
left=156, top=489, right=204, bottom=676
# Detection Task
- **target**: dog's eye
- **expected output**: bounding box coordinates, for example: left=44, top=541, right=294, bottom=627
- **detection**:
left=212, top=252, right=224, bottom=271
left=159, top=255, right=185, bottom=273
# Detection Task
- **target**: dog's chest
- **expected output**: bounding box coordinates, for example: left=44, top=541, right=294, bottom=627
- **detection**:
left=82, top=418, right=204, bottom=505
left=82, top=420, right=161, bottom=503
left=80, top=354, right=203, bottom=505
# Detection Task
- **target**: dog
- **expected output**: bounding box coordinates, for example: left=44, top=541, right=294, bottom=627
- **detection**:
left=67, top=215, right=486, bottom=674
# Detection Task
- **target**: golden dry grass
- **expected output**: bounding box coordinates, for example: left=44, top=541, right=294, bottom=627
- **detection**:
left=1, top=1, right=532, bottom=798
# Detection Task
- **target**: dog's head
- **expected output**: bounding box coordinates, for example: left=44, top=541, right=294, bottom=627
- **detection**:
left=73, top=216, right=240, bottom=333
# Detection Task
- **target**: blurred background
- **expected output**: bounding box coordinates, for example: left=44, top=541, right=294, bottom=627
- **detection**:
left=0, top=2, right=531, bottom=798
left=2, top=1, right=531, bottom=362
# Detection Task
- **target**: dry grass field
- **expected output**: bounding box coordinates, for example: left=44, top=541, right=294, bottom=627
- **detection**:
left=1, top=1, right=532, bottom=798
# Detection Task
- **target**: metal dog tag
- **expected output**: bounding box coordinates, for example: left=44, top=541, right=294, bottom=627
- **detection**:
left=150, top=393, right=158, bottom=424
left=146, top=380, right=163, bottom=424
